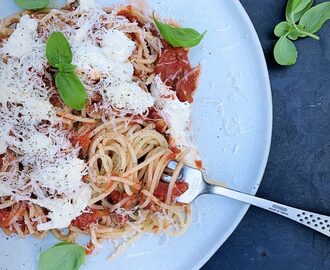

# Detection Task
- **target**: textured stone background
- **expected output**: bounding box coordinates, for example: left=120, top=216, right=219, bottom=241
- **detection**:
left=203, top=0, right=330, bottom=269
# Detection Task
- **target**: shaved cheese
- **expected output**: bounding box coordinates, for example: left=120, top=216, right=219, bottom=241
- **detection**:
left=106, top=82, right=154, bottom=114
left=102, top=29, right=136, bottom=62
left=78, top=0, right=99, bottom=12
left=33, top=185, right=92, bottom=230
left=151, top=76, right=191, bottom=147
left=0, top=14, right=92, bottom=229
left=30, top=156, right=86, bottom=196
left=0, top=130, right=7, bottom=154
left=19, top=134, right=52, bottom=155
left=2, top=15, right=37, bottom=58
left=71, top=14, right=154, bottom=114
left=151, top=76, right=199, bottom=165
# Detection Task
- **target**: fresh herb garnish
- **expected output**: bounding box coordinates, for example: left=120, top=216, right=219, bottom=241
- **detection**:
left=38, top=242, right=85, bottom=270
left=274, top=0, right=330, bottom=66
left=274, top=36, right=298, bottom=66
left=153, top=13, right=206, bottom=48
left=46, top=32, right=87, bottom=110
left=13, top=0, right=49, bottom=10
left=46, top=32, right=73, bottom=67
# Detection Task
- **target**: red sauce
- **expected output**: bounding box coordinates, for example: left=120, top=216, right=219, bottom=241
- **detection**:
left=195, top=160, right=203, bottom=169
left=0, top=202, right=27, bottom=228
left=85, top=242, right=95, bottom=255
left=110, top=212, right=128, bottom=226
left=108, top=190, right=139, bottom=210
left=49, top=95, right=63, bottom=108
left=154, top=120, right=167, bottom=133
left=0, top=34, right=8, bottom=43
left=108, top=190, right=127, bottom=204
left=176, top=67, right=200, bottom=103
left=71, top=209, right=109, bottom=230
left=146, top=107, right=162, bottom=120
left=169, top=145, right=181, bottom=155
left=153, top=181, right=189, bottom=203
left=154, top=44, right=201, bottom=103
left=0, top=209, right=10, bottom=227
left=70, top=132, right=91, bottom=153
left=118, top=6, right=144, bottom=26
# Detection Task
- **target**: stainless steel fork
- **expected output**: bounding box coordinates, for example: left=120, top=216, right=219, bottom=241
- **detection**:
left=163, top=161, right=330, bottom=237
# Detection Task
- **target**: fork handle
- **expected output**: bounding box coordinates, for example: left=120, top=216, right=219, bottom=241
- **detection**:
left=206, top=184, right=330, bottom=237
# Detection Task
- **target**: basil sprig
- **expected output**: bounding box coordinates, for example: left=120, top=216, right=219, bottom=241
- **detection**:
left=13, top=0, right=49, bottom=10
left=38, top=242, right=85, bottom=270
left=46, top=32, right=87, bottom=110
left=274, top=0, right=330, bottom=66
left=153, top=14, right=206, bottom=48
left=46, top=32, right=73, bottom=67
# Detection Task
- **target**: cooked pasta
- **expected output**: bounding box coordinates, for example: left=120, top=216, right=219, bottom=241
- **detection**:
left=0, top=0, right=200, bottom=256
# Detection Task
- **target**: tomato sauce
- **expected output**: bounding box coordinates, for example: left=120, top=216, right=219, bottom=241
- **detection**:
left=110, top=212, right=128, bottom=226
left=69, top=132, right=91, bottom=153
left=154, top=43, right=201, bottom=103
left=195, top=160, right=203, bottom=169
left=118, top=6, right=144, bottom=26
left=153, top=181, right=189, bottom=203
left=49, top=95, right=63, bottom=108
left=0, top=209, right=10, bottom=227
left=108, top=190, right=139, bottom=210
left=108, top=190, right=127, bottom=204
left=71, top=209, right=109, bottom=230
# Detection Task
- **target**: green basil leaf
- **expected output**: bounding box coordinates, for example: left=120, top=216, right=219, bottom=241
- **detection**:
left=56, top=63, right=77, bottom=73
left=274, top=21, right=300, bottom=40
left=274, top=21, right=292, bottom=37
left=54, top=242, right=73, bottom=247
left=46, top=32, right=73, bottom=67
left=286, top=0, right=313, bottom=23
left=14, top=0, right=49, bottom=10
left=153, top=15, right=206, bottom=48
left=55, top=72, right=87, bottom=110
left=38, top=242, right=85, bottom=270
left=287, top=28, right=300, bottom=40
left=299, top=2, right=330, bottom=34
left=274, top=36, right=297, bottom=66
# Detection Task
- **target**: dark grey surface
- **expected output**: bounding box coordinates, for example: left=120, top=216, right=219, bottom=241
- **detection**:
left=202, top=1, right=330, bottom=270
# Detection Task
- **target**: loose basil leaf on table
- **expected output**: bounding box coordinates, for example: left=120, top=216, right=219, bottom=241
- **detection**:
left=55, top=71, right=87, bottom=111
left=299, top=2, right=330, bottom=34
left=153, top=14, right=206, bottom=48
left=285, top=0, right=313, bottom=23
left=38, top=242, right=85, bottom=270
left=14, top=0, right=49, bottom=10
left=274, top=21, right=300, bottom=41
left=274, top=21, right=293, bottom=37
left=46, top=32, right=73, bottom=67
left=273, top=36, right=298, bottom=66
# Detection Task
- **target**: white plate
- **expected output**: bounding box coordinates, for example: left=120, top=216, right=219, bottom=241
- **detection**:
left=0, top=0, right=272, bottom=269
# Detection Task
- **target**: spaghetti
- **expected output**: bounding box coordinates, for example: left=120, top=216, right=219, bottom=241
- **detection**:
left=0, top=0, right=200, bottom=255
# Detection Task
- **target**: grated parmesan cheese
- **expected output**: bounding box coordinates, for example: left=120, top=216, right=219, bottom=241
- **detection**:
left=2, top=15, right=38, bottom=58
left=0, top=14, right=92, bottom=230
left=18, top=133, right=53, bottom=155
left=33, top=185, right=92, bottom=231
left=78, top=0, right=99, bottom=12
left=151, top=76, right=191, bottom=148
left=151, top=76, right=200, bottom=165
left=106, top=81, right=154, bottom=115
left=70, top=13, right=154, bottom=114
left=102, top=29, right=136, bottom=62
left=0, top=130, right=7, bottom=154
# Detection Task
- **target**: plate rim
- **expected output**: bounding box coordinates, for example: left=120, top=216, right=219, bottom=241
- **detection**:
left=193, top=1, right=273, bottom=269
